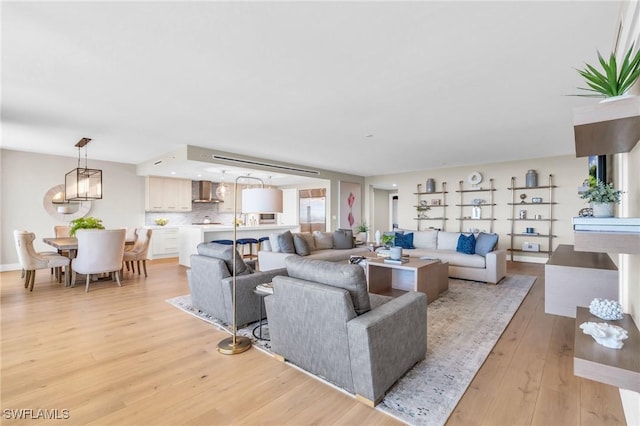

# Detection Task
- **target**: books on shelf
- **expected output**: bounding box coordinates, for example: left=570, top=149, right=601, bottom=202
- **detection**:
left=572, top=217, right=640, bottom=233
left=255, top=283, right=273, bottom=294
left=383, top=258, right=409, bottom=265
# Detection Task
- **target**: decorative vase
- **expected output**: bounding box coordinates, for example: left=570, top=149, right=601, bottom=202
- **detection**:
left=357, top=232, right=368, bottom=243
left=525, top=169, right=538, bottom=187
left=374, top=230, right=381, bottom=245
left=426, top=178, right=436, bottom=193
left=472, top=206, right=482, bottom=219
left=591, top=202, right=614, bottom=218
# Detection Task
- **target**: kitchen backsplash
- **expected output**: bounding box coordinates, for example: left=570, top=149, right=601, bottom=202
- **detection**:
left=145, top=203, right=235, bottom=226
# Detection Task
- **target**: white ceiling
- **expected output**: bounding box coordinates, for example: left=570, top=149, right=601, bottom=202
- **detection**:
left=1, top=1, right=624, bottom=182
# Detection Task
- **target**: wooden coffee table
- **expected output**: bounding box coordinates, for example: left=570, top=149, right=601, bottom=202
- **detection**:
left=367, top=257, right=449, bottom=304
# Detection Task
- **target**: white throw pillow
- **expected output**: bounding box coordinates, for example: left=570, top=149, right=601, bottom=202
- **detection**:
left=413, top=230, right=438, bottom=249
left=269, top=233, right=281, bottom=252
left=437, top=231, right=462, bottom=251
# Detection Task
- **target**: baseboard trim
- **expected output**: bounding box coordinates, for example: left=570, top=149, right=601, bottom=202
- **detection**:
left=1, top=263, right=22, bottom=272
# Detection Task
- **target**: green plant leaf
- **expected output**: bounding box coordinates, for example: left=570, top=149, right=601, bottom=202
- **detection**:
left=617, top=44, right=636, bottom=83
left=619, top=67, right=640, bottom=94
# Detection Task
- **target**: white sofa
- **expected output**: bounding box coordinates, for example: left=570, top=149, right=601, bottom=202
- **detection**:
left=258, top=231, right=371, bottom=271
left=394, top=230, right=506, bottom=284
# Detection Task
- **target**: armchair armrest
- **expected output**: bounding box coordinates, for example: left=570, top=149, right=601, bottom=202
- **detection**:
left=220, top=268, right=288, bottom=325
left=347, top=291, right=427, bottom=403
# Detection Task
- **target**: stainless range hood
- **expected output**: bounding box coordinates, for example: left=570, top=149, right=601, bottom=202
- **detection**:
left=193, top=181, right=223, bottom=203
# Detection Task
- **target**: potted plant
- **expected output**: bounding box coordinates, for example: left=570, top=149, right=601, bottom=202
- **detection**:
left=576, top=43, right=640, bottom=99
left=579, top=181, right=622, bottom=217
left=356, top=222, right=369, bottom=243
left=381, top=234, right=395, bottom=249
left=69, top=216, right=105, bottom=236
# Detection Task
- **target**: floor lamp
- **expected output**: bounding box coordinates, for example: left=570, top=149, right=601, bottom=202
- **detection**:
left=217, top=176, right=283, bottom=355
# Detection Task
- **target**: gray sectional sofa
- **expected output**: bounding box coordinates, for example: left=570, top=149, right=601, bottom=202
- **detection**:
left=258, top=230, right=371, bottom=271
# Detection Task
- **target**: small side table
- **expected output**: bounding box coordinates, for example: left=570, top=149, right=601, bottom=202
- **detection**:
left=253, top=285, right=272, bottom=341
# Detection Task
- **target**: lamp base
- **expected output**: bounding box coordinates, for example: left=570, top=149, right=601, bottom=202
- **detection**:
left=217, top=335, right=252, bottom=355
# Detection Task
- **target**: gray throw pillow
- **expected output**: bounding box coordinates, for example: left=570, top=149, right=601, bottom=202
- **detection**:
left=313, top=231, right=334, bottom=250
left=285, top=256, right=371, bottom=315
left=293, top=234, right=311, bottom=256
left=277, top=230, right=296, bottom=254
left=475, top=232, right=499, bottom=257
left=333, top=229, right=354, bottom=249
left=196, top=242, right=253, bottom=275
left=296, top=232, right=316, bottom=251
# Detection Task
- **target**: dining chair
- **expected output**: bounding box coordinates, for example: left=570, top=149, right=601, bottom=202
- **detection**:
left=13, top=230, right=70, bottom=291
left=71, top=229, right=126, bottom=292
left=123, top=228, right=152, bottom=277
left=53, top=225, right=71, bottom=237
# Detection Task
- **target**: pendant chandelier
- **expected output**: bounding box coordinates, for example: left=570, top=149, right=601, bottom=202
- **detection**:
left=215, top=170, right=229, bottom=200
left=65, top=137, right=103, bottom=201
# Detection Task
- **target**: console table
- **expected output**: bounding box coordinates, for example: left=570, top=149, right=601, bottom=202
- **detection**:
left=544, top=244, right=618, bottom=318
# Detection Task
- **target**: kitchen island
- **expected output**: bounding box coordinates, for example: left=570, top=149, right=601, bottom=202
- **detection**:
left=179, top=224, right=299, bottom=267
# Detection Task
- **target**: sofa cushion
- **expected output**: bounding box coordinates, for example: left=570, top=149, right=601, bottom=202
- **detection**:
left=413, top=230, right=438, bottom=249
left=456, top=233, right=476, bottom=255
left=269, top=233, right=281, bottom=252
left=295, top=232, right=316, bottom=251
left=285, top=256, right=371, bottom=315
left=406, top=248, right=487, bottom=269
left=196, top=242, right=253, bottom=275
left=394, top=232, right=415, bottom=249
left=333, top=229, right=354, bottom=249
left=475, top=232, right=499, bottom=257
left=313, top=231, right=334, bottom=250
left=293, top=234, right=311, bottom=256
left=277, top=230, right=296, bottom=254
left=438, top=231, right=461, bottom=251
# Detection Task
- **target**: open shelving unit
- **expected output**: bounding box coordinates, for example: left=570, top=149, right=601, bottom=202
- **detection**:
left=507, top=174, right=557, bottom=261
left=455, top=178, right=496, bottom=232
left=413, top=181, right=447, bottom=231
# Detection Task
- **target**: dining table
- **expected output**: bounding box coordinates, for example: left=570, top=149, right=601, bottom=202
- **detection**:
left=43, top=237, right=133, bottom=287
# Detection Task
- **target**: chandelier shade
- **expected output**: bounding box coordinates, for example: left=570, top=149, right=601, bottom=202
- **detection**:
left=65, top=167, right=102, bottom=201
left=64, top=137, right=103, bottom=201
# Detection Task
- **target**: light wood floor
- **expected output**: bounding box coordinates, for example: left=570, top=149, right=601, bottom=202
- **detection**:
left=0, top=260, right=625, bottom=425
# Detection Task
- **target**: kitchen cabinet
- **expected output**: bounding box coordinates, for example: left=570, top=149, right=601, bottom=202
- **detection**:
left=217, top=183, right=243, bottom=213
left=145, top=177, right=192, bottom=212
left=149, top=226, right=179, bottom=259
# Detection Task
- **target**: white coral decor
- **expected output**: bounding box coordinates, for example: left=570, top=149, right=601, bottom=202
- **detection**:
left=588, top=298, right=624, bottom=320
left=579, top=322, right=628, bottom=349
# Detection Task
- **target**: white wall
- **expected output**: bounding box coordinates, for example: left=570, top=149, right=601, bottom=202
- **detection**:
left=616, top=142, right=639, bottom=425
left=1, top=149, right=145, bottom=268
left=365, top=154, right=589, bottom=262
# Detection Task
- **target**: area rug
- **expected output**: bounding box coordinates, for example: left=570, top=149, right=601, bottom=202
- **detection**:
left=166, top=274, right=535, bottom=426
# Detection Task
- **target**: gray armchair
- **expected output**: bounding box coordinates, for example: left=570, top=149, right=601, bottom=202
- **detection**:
left=264, top=256, right=427, bottom=406
left=187, top=242, right=286, bottom=326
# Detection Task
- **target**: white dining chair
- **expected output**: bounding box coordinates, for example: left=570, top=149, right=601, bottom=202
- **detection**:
left=123, top=228, right=152, bottom=277
left=71, top=229, right=126, bottom=292
left=13, top=230, right=70, bottom=291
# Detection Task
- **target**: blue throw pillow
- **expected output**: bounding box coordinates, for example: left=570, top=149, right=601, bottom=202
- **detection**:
left=394, top=232, right=415, bottom=249
left=475, top=232, right=499, bottom=257
left=456, top=233, right=476, bottom=255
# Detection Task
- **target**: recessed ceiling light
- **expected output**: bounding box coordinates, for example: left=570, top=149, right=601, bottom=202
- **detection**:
left=365, top=134, right=374, bottom=138
left=197, top=174, right=202, bottom=178
left=170, top=171, right=176, bottom=175
left=392, top=183, right=397, bottom=187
